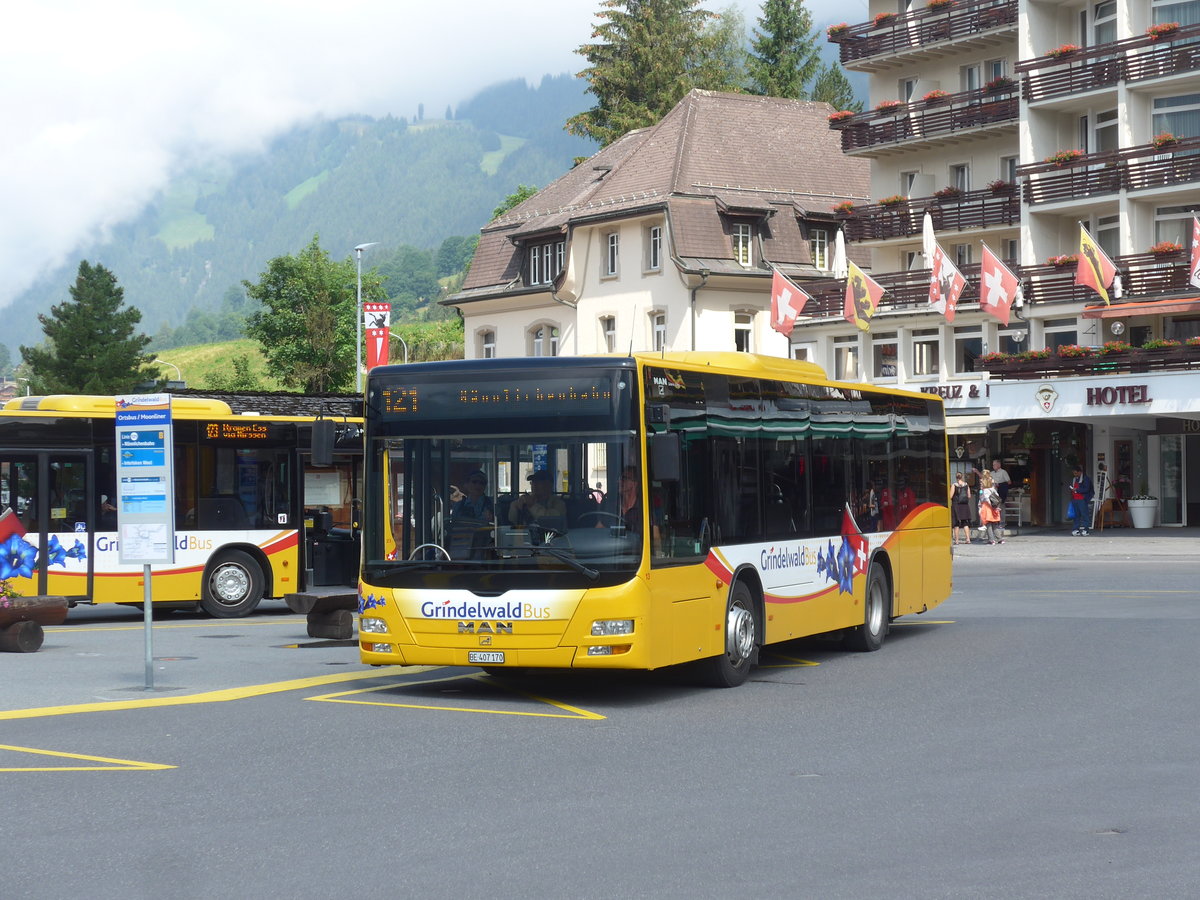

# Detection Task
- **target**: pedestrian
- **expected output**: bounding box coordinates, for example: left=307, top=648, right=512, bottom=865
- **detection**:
left=1068, top=465, right=1094, bottom=535
left=978, top=472, right=1004, bottom=544
left=990, top=458, right=1011, bottom=524
left=950, top=471, right=973, bottom=545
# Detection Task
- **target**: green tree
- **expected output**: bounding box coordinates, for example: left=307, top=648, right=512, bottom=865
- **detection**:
left=746, top=0, right=822, bottom=98
left=0, top=342, right=12, bottom=379
left=20, top=261, right=157, bottom=394
left=567, top=0, right=723, bottom=147
left=492, top=184, right=539, bottom=220
left=242, top=235, right=384, bottom=393
left=204, top=354, right=263, bottom=391
left=810, top=61, right=863, bottom=112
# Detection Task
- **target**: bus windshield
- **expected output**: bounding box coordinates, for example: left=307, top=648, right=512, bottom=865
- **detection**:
left=365, top=433, right=642, bottom=589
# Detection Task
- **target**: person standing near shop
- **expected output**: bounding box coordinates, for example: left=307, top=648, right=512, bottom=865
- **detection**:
left=1068, top=465, right=1094, bottom=536
left=991, top=458, right=1012, bottom=527
left=950, top=472, right=973, bottom=545
left=978, top=472, right=1004, bottom=544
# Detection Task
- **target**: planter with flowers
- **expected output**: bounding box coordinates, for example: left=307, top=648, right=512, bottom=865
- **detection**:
left=1148, top=240, right=1182, bottom=256
left=828, top=110, right=856, bottom=125
left=927, top=0, right=955, bottom=10
left=878, top=195, right=907, bottom=207
left=834, top=200, right=856, bottom=215
left=987, top=179, right=1014, bottom=194
left=922, top=89, right=950, bottom=104
left=875, top=99, right=903, bottom=114
left=1056, top=344, right=1094, bottom=359
left=1141, top=338, right=1182, bottom=352
left=1187, top=337, right=1200, bottom=348
left=934, top=185, right=964, bottom=201
left=1046, top=149, right=1084, bottom=167
left=1046, top=43, right=1081, bottom=59
left=1152, top=132, right=1179, bottom=149
left=873, top=12, right=897, bottom=27
left=1048, top=254, right=1078, bottom=268
left=984, top=75, right=1015, bottom=94
left=1100, top=340, right=1134, bottom=355
left=1146, top=22, right=1179, bottom=42
left=826, top=23, right=851, bottom=41
left=977, top=351, right=1013, bottom=369
left=1127, top=493, right=1159, bottom=528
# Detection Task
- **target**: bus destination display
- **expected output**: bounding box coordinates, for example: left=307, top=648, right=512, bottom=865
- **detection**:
left=379, top=375, right=616, bottom=420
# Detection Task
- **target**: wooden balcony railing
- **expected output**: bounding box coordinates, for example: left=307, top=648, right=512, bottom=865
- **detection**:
left=790, top=253, right=1192, bottom=320
left=1023, top=250, right=1196, bottom=306
left=1018, top=23, right=1200, bottom=104
left=831, top=85, right=1017, bottom=153
left=984, top=347, right=1200, bottom=381
left=831, top=0, right=1016, bottom=67
left=1017, top=138, right=1200, bottom=205
left=841, top=185, right=1019, bottom=242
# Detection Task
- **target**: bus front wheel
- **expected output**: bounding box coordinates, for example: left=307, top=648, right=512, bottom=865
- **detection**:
left=844, top=566, right=889, bottom=652
left=699, top=581, right=758, bottom=688
left=201, top=550, right=265, bottom=618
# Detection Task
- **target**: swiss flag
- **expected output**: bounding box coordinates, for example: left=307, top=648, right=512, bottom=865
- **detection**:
left=1190, top=216, right=1200, bottom=290
left=769, top=269, right=810, bottom=337
left=979, top=243, right=1020, bottom=325
left=928, top=243, right=967, bottom=323
left=841, top=506, right=869, bottom=576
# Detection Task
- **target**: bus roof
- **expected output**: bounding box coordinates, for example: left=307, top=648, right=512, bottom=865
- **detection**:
left=3, top=391, right=363, bottom=420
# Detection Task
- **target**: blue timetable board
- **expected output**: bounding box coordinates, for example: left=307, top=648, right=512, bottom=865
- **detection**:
left=115, top=394, right=176, bottom=565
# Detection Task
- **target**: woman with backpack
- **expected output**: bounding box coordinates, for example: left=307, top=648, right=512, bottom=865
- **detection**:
left=978, top=472, right=1004, bottom=545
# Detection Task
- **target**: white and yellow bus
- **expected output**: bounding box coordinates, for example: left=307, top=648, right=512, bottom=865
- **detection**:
left=0, top=393, right=362, bottom=617
left=360, top=353, right=951, bottom=686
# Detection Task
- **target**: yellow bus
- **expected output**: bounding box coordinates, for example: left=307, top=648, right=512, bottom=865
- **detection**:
left=359, top=353, right=951, bottom=686
left=0, top=393, right=362, bottom=617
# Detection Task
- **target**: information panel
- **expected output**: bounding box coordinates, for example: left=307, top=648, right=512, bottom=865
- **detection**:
left=115, top=394, right=176, bottom=565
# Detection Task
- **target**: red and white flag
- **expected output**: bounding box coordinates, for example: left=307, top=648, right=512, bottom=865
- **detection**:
left=364, top=302, right=392, bottom=370
left=769, top=268, right=810, bottom=337
left=1190, top=216, right=1200, bottom=290
left=979, top=243, right=1020, bottom=325
left=841, top=505, right=868, bottom=576
left=843, top=260, right=885, bottom=332
left=928, top=243, right=967, bottom=323
left=1076, top=224, right=1117, bottom=305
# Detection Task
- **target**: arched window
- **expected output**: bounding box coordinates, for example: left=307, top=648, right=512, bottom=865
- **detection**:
left=529, top=324, right=559, bottom=357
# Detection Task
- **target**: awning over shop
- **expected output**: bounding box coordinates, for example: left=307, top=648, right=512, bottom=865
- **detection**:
left=1082, top=297, right=1200, bottom=318
left=946, top=414, right=992, bottom=435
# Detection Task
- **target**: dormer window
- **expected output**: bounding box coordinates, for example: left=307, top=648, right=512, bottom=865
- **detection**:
left=732, top=222, right=753, bottom=266
left=527, top=239, right=565, bottom=286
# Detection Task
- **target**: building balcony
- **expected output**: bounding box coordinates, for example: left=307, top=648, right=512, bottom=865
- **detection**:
left=830, top=84, right=1018, bottom=155
left=1024, top=249, right=1197, bottom=306
left=1018, top=23, right=1200, bottom=104
left=841, top=184, right=1019, bottom=242
left=830, top=0, right=1016, bottom=72
left=1017, top=137, right=1200, bottom=206
left=981, top=345, right=1200, bottom=381
left=789, top=250, right=1194, bottom=321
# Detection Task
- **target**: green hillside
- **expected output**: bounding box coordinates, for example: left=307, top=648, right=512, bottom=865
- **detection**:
left=153, top=340, right=281, bottom=391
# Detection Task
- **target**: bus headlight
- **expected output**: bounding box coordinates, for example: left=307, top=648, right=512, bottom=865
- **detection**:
left=587, top=644, right=631, bottom=656
left=360, top=617, right=387, bottom=633
left=364, top=642, right=393, bottom=654
left=591, top=619, right=634, bottom=636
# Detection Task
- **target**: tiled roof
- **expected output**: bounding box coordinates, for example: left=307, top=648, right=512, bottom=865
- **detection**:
left=458, top=90, right=869, bottom=294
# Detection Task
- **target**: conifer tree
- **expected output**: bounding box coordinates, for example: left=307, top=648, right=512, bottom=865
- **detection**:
left=811, top=61, right=863, bottom=112
left=746, top=0, right=821, bottom=99
left=20, top=261, right=157, bottom=394
left=567, top=0, right=724, bottom=147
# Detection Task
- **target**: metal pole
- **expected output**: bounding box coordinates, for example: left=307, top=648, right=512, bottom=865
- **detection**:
left=355, top=247, right=363, bottom=392
left=143, top=564, right=154, bottom=690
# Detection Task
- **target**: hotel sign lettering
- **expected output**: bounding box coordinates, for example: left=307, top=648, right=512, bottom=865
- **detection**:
left=1086, top=385, right=1151, bottom=406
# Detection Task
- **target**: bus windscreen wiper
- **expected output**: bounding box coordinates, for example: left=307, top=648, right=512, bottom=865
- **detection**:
left=525, top=546, right=599, bottom=580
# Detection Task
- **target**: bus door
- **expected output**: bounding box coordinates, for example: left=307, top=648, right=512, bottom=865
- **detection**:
left=0, top=450, right=95, bottom=599
left=302, top=451, right=362, bottom=587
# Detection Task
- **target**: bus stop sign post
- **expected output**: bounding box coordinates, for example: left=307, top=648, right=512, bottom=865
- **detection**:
left=114, top=394, right=177, bottom=691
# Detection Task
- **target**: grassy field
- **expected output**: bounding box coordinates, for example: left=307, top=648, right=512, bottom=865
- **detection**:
left=152, top=339, right=281, bottom=390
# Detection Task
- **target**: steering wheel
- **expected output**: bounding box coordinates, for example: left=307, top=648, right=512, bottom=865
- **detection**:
left=409, top=542, right=451, bottom=560
left=575, top=511, right=622, bottom=526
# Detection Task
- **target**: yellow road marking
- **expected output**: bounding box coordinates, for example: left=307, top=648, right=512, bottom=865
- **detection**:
left=308, top=672, right=606, bottom=720
left=758, top=652, right=820, bottom=668
left=892, top=619, right=955, bottom=626
left=0, top=668, right=432, bottom=721
left=47, top=618, right=299, bottom=634
left=0, top=743, right=174, bottom=772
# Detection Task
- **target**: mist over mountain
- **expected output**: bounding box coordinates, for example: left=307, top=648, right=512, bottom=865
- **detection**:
left=7, top=74, right=595, bottom=357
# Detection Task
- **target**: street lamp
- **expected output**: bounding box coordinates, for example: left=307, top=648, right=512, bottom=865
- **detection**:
left=354, top=241, right=380, bottom=392
left=154, top=358, right=183, bottom=388
left=389, top=331, right=410, bottom=365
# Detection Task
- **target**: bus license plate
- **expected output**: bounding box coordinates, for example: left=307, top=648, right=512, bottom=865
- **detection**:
left=468, top=651, right=505, bottom=664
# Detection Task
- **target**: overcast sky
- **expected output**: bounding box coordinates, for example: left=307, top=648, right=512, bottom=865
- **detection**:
left=0, top=0, right=860, bottom=310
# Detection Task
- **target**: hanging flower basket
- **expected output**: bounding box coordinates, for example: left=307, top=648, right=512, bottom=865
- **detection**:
left=1146, top=22, right=1179, bottom=41
left=1046, top=43, right=1081, bottom=59
left=1148, top=241, right=1182, bottom=255
left=1152, top=132, right=1179, bottom=148
left=1045, top=149, right=1084, bottom=166
left=1047, top=254, right=1078, bottom=267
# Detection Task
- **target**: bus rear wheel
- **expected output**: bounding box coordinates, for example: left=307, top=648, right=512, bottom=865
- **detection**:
left=201, top=550, right=265, bottom=618
left=844, top=566, right=889, bottom=652
left=698, top=581, right=758, bottom=688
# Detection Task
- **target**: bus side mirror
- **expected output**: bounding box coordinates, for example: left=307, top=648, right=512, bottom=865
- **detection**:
left=312, top=419, right=335, bottom=467
left=649, top=432, right=680, bottom=483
